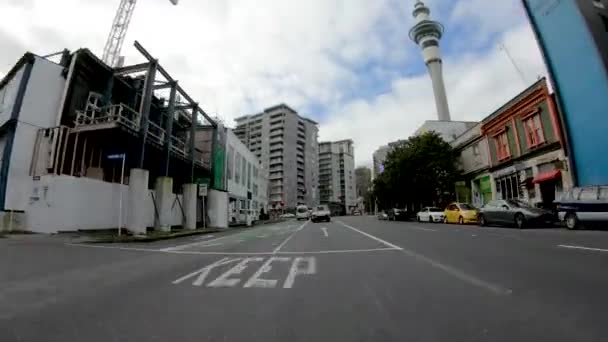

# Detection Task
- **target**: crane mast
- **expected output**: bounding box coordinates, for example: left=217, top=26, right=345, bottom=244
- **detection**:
left=102, top=0, right=137, bottom=67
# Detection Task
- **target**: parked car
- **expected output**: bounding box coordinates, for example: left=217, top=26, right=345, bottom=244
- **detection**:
left=387, top=208, right=408, bottom=221
left=296, top=205, right=310, bottom=221
left=311, top=205, right=331, bottom=223
left=444, top=203, right=478, bottom=224
left=555, top=186, right=608, bottom=230
left=478, top=199, right=555, bottom=228
left=416, top=207, right=445, bottom=223
left=377, top=211, right=389, bottom=220
left=280, top=213, right=296, bottom=219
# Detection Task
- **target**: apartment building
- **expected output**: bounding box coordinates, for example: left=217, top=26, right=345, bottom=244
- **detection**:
left=318, top=139, right=357, bottom=214
left=233, top=104, right=318, bottom=210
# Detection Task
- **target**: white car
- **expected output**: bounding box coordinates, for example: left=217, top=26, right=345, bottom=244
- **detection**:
left=296, top=205, right=310, bottom=220
left=416, top=207, right=445, bottom=223
left=311, top=205, right=331, bottom=223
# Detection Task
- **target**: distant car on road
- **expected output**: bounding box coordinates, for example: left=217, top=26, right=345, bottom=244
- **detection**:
left=478, top=199, right=554, bottom=229
left=416, top=207, right=445, bottom=223
left=387, top=208, right=408, bottom=221
left=280, top=213, right=296, bottom=219
left=555, top=186, right=608, bottom=230
left=444, top=203, right=478, bottom=224
left=311, top=205, right=331, bottom=223
left=296, top=205, right=310, bottom=221
left=377, top=211, right=388, bottom=220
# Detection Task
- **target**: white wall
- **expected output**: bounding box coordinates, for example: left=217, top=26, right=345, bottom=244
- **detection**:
left=26, top=175, right=184, bottom=233
left=208, top=189, right=228, bottom=228
left=225, top=129, right=268, bottom=211
left=5, top=57, right=66, bottom=211
left=26, top=175, right=129, bottom=233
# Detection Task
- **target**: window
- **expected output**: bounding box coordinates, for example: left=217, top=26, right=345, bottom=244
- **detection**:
left=227, top=145, right=234, bottom=180
left=253, top=167, right=258, bottom=179
left=496, top=174, right=520, bottom=200
left=494, top=132, right=510, bottom=160
left=253, top=183, right=258, bottom=196
left=235, top=152, right=241, bottom=183
left=247, top=162, right=252, bottom=190
left=523, top=114, right=545, bottom=148
left=579, top=187, right=599, bottom=201
left=241, top=156, right=247, bottom=186
left=472, top=144, right=480, bottom=156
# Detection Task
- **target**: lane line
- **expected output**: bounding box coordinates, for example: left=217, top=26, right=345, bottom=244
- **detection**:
left=398, top=247, right=512, bottom=295
left=272, top=221, right=309, bottom=253
left=335, top=220, right=511, bottom=295
left=335, top=220, right=403, bottom=250
left=321, top=227, right=329, bottom=237
left=160, top=234, right=235, bottom=252
left=409, top=226, right=438, bottom=232
left=195, top=235, right=215, bottom=241
left=66, top=243, right=400, bottom=255
left=167, top=247, right=400, bottom=255
left=558, top=244, right=608, bottom=253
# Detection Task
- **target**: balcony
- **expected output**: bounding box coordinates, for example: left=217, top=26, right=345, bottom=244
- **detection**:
left=74, top=103, right=141, bottom=133
left=269, top=173, right=283, bottom=180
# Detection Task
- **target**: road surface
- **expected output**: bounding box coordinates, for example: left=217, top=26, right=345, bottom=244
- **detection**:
left=2, top=216, right=608, bottom=341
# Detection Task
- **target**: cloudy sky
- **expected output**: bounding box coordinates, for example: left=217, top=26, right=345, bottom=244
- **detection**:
left=0, top=0, right=547, bottom=166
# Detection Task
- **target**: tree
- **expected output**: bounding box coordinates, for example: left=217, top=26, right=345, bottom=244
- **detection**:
left=372, top=132, right=460, bottom=210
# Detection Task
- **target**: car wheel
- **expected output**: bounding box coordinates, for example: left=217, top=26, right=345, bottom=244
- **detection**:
left=417, top=216, right=421, bottom=222
left=515, top=213, right=526, bottom=229
left=429, top=216, right=433, bottom=223
left=479, top=214, right=486, bottom=227
left=458, top=216, right=464, bottom=225
left=565, top=212, right=579, bottom=230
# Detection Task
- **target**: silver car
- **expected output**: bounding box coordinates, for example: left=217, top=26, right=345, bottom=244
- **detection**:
left=478, top=199, right=555, bottom=229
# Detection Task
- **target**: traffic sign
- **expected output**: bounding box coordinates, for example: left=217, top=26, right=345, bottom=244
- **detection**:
left=198, top=184, right=208, bottom=197
left=107, top=153, right=125, bottom=160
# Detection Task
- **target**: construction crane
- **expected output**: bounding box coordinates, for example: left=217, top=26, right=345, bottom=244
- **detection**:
left=102, top=0, right=179, bottom=67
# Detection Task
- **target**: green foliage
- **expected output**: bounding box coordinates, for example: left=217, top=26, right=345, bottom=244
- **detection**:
left=372, top=132, right=460, bottom=209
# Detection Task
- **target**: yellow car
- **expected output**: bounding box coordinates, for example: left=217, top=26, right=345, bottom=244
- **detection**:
left=444, top=203, right=478, bottom=224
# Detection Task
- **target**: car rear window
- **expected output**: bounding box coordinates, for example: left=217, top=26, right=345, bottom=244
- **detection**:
left=429, top=207, right=442, bottom=212
left=459, top=204, right=474, bottom=210
left=316, top=206, right=327, bottom=211
left=297, top=207, right=308, bottom=213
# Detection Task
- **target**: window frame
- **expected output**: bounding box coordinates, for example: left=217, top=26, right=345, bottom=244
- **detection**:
left=523, top=113, right=546, bottom=148
left=494, top=131, right=511, bottom=161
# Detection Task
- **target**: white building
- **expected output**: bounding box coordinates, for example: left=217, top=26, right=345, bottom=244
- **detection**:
left=224, top=129, right=268, bottom=223
left=318, top=139, right=357, bottom=213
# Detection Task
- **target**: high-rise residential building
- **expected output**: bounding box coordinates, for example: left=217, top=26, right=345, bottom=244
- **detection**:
left=318, top=139, right=357, bottom=213
left=409, top=0, right=451, bottom=121
left=233, top=104, right=318, bottom=210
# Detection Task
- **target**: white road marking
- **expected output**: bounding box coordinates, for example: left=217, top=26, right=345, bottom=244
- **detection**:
left=198, top=243, right=223, bottom=248
left=243, top=257, right=290, bottom=288
left=399, top=247, right=512, bottom=295
left=284, top=257, right=316, bottom=288
left=65, top=243, right=158, bottom=253
left=272, top=221, right=309, bottom=253
left=165, top=247, right=400, bottom=256
left=411, top=226, right=438, bottom=232
left=335, top=221, right=403, bottom=250
left=558, top=244, right=608, bottom=253
left=321, top=227, right=329, bottom=237
left=195, top=235, right=215, bottom=240
left=172, top=257, right=240, bottom=285
left=207, top=257, right=264, bottom=287
left=257, top=234, right=268, bottom=238
left=161, top=234, right=234, bottom=252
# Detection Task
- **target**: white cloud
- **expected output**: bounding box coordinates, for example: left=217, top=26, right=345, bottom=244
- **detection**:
left=0, top=0, right=548, bottom=169
left=319, top=23, right=548, bottom=167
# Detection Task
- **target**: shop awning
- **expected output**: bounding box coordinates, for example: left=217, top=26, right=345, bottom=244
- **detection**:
left=532, top=170, right=561, bottom=183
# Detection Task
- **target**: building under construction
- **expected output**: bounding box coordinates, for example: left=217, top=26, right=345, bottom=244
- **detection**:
left=0, top=42, right=226, bottom=234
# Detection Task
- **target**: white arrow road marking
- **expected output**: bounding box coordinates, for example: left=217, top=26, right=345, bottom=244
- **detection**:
left=321, top=227, right=328, bottom=237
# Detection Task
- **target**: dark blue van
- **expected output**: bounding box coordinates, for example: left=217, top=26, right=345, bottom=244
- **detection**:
left=555, top=186, right=608, bottom=230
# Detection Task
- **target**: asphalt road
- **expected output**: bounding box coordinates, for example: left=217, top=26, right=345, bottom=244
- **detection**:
left=2, top=217, right=608, bottom=341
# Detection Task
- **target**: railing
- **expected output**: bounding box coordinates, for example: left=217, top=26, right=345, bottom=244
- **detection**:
left=74, top=103, right=141, bottom=132
left=170, top=136, right=187, bottom=158
left=147, top=121, right=166, bottom=146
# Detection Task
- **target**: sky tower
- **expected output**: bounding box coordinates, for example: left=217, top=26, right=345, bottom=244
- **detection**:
left=409, top=0, right=451, bottom=121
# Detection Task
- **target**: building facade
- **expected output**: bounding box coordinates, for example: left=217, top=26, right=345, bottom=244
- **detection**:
left=318, top=140, right=357, bottom=213
left=233, top=104, right=318, bottom=210
left=523, top=0, right=608, bottom=186
left=480, top=78, right=572, bottom=208
left=451, top=123, right=492, bottom=208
